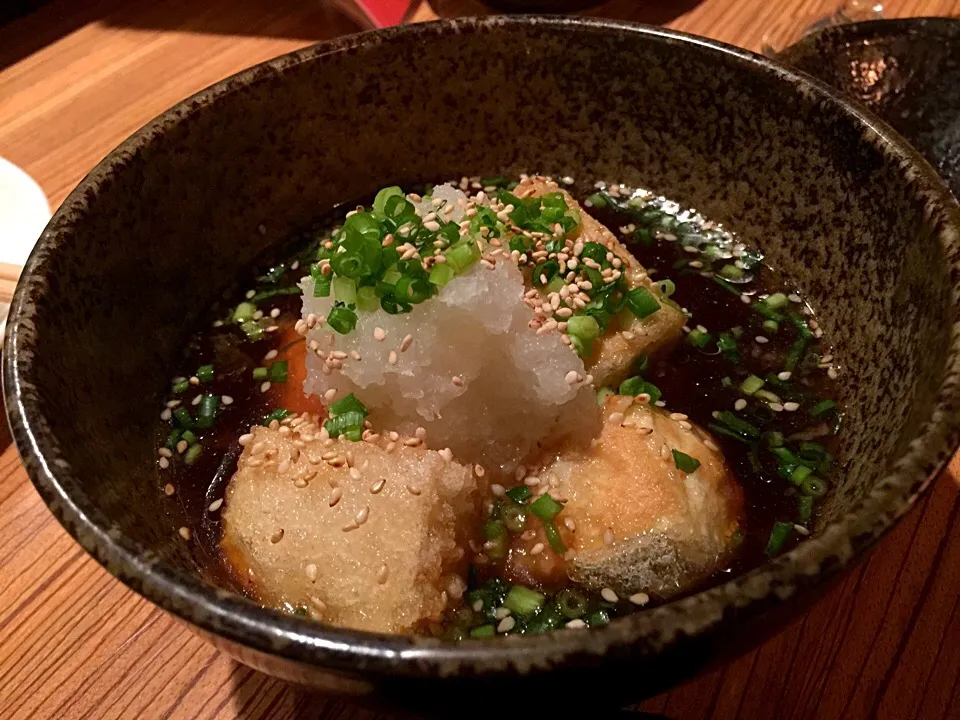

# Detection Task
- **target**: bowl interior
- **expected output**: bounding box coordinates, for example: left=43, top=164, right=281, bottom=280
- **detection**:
left=8, top=17, right=960, bottom=678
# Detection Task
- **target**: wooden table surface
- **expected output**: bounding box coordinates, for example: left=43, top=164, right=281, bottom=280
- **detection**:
left=4, top=0, right=960, bottom=718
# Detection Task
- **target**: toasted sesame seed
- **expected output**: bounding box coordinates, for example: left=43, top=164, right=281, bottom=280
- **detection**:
left=565, top=370, right=580, bottom=385
left=207, top=498, right=224, bottom=513
left=305, top=563, right=318, bottom=582
left=794, top=524, right=810, bottom=536
left=601, top=588, right=619, bottom=603
left=407, top=484, right=421, bottom=496
left=191, top=394, right=202, bottom=406
left=370, top=478, right=386, bottom=494
left=734, top=399, right=747, bottom=411
left=158, top=447, right=173, bottom=459
left=755, top=335, right=769, bottom=344
left=788, top=293, right=802, bottom=303
left=403, top=437, right=422, bottom=447
left=189, top=376, right=200, bottom=386
left=530, top=542, right=545, bottom=555
left=629, top=592, right=650, bottom=606
left=783, top=401, right=800, bottom=412
left=439, top=448, right=454, bottom=463
left=260, top=381, right=271, bottom=393
left=178, top=527, right=191, bottom=540
left=769, top=402, right=784, bottom=412
left=524, top=475, right=541, bottom=487
left=165, top=400, right=181, bottom=409
left=604, top=529, right=615, bottom=545
left=827, top=366, right=838, bottom=380
left=342, top=521, right=359, bottom=532
left=740, top=294, right=752, bottom=304
left=264, top=349, right=279, bottom=361
left=452, top=376, right=464, bottom=387
left=388, top=351, right=398, bottom=365
left=609, top=412, right=624, bottom=425
left=564, top=517, right=576, bottom=532
left=355, top=506, right=370, bottom=525
left=163, top=482, right=175, bottom=496
left=374, top=327, right=386, bottom=341
left=348, top=467, right=361, bottom=481
left=176, top=440, right=188, bottom=454
left=497, top=616, right=516, bottom=633
left=328, top=488, right=342, bottom=507
left=566, top=619, right=586, bottom=629
left=160, top=408, right=172, bottom=421
left=269, top=528, right=284, bottom=544
left=474, top=464, right=486, bottom=478
left=495, top=606, right=512, bottom=620
left=472, top=599, right=484, bottom=612
left=277, top=460, right=291, bottom=474
left=377, top=564, right=389, bottom=584
left=270, top=308, right=281, bottom=318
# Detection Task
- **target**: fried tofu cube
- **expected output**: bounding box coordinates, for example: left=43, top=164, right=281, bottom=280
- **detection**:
left=220, top=417, right=480, bottom=633
left=514, top=178, right=686, bottom=387
left=528, top=396, right=743, bottom=599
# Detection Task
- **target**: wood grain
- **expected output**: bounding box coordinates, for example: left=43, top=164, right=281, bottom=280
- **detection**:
left=2, top=0, right=960, bottom=718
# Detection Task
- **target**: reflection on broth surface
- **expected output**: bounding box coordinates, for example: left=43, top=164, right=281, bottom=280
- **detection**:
left=156, top=175, right=842, bottom=638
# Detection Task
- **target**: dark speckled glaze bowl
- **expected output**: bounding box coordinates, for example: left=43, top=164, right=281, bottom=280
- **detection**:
left=778, top=17, right=960, bottom=200
left=7, top=16, right=960, bottom=713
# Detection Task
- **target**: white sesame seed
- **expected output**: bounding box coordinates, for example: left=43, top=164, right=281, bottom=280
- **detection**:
left=788, top=293, right=802, bottom=303
left=221, top=395, right=234, bottom=406
left=355, top=506, right=370, bottom=525
left=769, top=402, right=785, bottom=412
left=734, top=399, right=747, bottom=411
left=388, top=351, right=398, bottom=365
left=158, top=457, right=170, bottom=469
left=755, top=335, right=769, bottom=344
left=208, top=498, right=223, bottom=512
left=178, top=527, right=191, bottom=540
left=491, top=483, right=505, bottom=497
left=160, top=408, right=172, bottom=421
left=827, top=367, right=838, bottom=380
left=176, top=440, right=188, bottom=454
left=604, top=529, right=615, bottom=545
left=439, top=448, right=454, bottom=463
left=494, top=607, right=512, bottom=620
left=629, top=592, right=650, bottom=606
left=377, top=564, right=389, bottom=584
left=740, top=294, right=751, bottom=304
left=783, top=401, right=800, bottom=412
left=530, top=542, right=545, bottom=555
left=777, top=371, right=792, bottom=381
left=371, top=478, right=386, bottom=494
left=400, top=334, right=414, bottom=352
left=566, top=619, right=586, bottom=629
left=329, top=488, right=342, bottom=507
left=565, top=370, right=580, bottom=385
left=472, top=599, right=484, bottom=612
left=524, top=475, right=541, bottom=487
left=165, top=400, right=181, bottom=409
left=260, top=381, right=271, bottom=393
left=270, top=308, right=281, bottom=318
left=305, top=563, right=318, bottom=582
left=374, top=327, right=386, bottom=341
left=794, top=524, right=810, bottom=536
left=601, top=588, right=619, bottom=603
left=191, top=394, right=202, bottom=406
left=158, top=447, right=173, bottom=458
left=497, top=616, right=516, bottom=633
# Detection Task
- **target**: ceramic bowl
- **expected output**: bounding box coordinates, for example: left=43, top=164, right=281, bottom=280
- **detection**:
left=7, top=16, right=960, bottom=713
left=778, top=17, right=960, bottom=200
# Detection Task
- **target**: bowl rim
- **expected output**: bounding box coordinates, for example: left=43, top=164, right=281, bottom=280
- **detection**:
left=8, top=14, right=960, bottom=677
left=778, top=15, right=960, bottom=61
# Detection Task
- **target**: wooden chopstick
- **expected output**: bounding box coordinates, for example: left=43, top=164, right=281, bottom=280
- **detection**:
left=0, top=262, right=23, bottom=305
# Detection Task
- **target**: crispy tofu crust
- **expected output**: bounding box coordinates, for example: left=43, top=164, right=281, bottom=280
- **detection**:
left=221, top=417, right=480, bottom=633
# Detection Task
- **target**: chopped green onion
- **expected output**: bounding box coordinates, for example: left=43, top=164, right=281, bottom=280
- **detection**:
left=771, top=446, right=801, bottom=465
left=764, top=521, right=793, bottom=556
left=618, top=377, right=662, bottom=404
left=327, top=306, right=357, bottom=334
left=754, top=389, right=781, bottom=404
left=716, top=411, right=761, bottom=439
left=173, top=407, right=193, bottom=428
left=713, top=275, right=742, bottom=295
left=506, top=486, right=532, bottom=504
left=765, top=431, right=785, bottom=448
left=312, top=266, right=332, bottom=297
left=446, top=241, right=481, bottom=273
left=672, top=450, right=701, bottom=474
left=195, top=394, right=219, bottom=429
left=717, top=332, right=740, bottom=362
left=568, top=334, right=590, bottom=358
left=323, top=410, right=367, bottom=439
left=232, top=302, right=256, bottom=323
left=263, top=408, right=291, bottom=425
left=372, top=186, right=404, bottom=219
left=709, top=422, right=750, bottom=443
left=252, top=367, right=268, bottom=381
left=789, top=464, right=813, bottom=486
left=501, top=504, right=527, bottom=533
left=329, top=393, right=369, bottom=417
left=181, top=430, right=197, bottom=445
left=529, top=493, right=563, bottom=521
left=567, top=315, right=600, bottom=341
left=625, top=287, right=661, bottom=319
left=801, top=476, right=827, bottom=497
left=655, top=279, right=676, bottom=297
left=762, top=319, right=780, bottom=334
left=480, top=176, right=508, bottom=188
left=740, top=375, right=765, bottom=395
left=356, top=285, right=379, bottom=312
left=686, top=329, right=712, bottom=349
left=429, top=263, right=455, bottom=287
left=556, top=589, right=588, bottom=619
left=763, top=292, right=788, bottom=309
left=172, top=379, right=189, bottom=395
left=183, top=443, right=203, bottom=466
left=585, top=609, right=610, bottom=627
left=333, top=276, right=357, bottom=305
left=196, top=365, right=214, bottom=383
left=810, top=399, right=836, bottom=417
left=268, top=361, right=288, bottom=383
left=798, top=495, right=814, bottom=523
left=240, top=321, right=263, bottom=341
left=470, top=624, right=496, bottom=639
left=596, top=387, right=615, bottom=406
left=719, top=264, right=744, bottom=280
left=586, top=192, right=608, bottom=208
left=543, top=519, right=566, bottom=554
left=164, top=429, right=182, bottom=450
left=251, top=286, right=301, bottom=304
left=721, top=376, right=734, bottom=389
left=504, top=586, right=545, bottom=617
